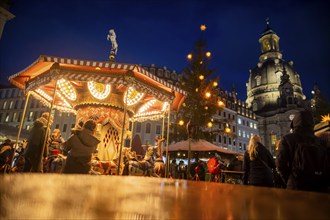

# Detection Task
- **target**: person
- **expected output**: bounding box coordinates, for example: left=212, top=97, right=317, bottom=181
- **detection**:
left=23, top=112, right=53, bottom=172
left=0, top=139, right=13, bottom=173
left=48, top=128, right=65, bottom=155
left=243, top=134, right=275, bottom=187
left=169, top=159, right=178, bottom=179
left=276, top=110, right=329, bottom=192
left=190, top=157, right=205, bottom=181
left=62, top=120, right=100, bottom=174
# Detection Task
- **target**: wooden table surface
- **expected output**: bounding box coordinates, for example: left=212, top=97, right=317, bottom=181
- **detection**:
left=1, top=174, right=329, bottom=219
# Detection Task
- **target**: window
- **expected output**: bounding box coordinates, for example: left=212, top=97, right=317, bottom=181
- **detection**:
left=55, top=124, right=59, bottom=129
left=63, top=124, right=67, bottom=132
left=243, top=144, right=246, bottom=150
left=239, top=142, right=242, bottom=150
left=21, top=100, right=25, bottom=109
left=238, top=118, right=242, bottom=124
left=12, top=112, right=17, bottom=122
left=9, top=101, right=14, bottom=109
left=243, top=131, right=246, bottom=138
left=136, top=122, right=141, bottom=132
left=5, top=113, right=10, bottom=122
left=156, top=125, right=161, bottom=134
left=238, top=130, right=241, bottom=136
left=228, top=113, right=231, bottom=119
left=223, top=112, right=226, bottom=117
left=233, top=126, right=236, bottom=132
left=229, top=138, right=232, bottom=145
left=146, top=123, right=151, bottom=134
left=28, top=111, right=34, bottom=121
left=254, top=123, right=257, bottom=129
left=255, top=75, right=261, bottom=86
left=0, top=113, right=2, bottom=122
left=223, top=136, right=226, bottom=144
left=250, top=122, right=253, bottom=128
left=14, top=100, right=19, bottom=109
left=218, top=135, right=221, bottom=143
left=3, top=101, right=7, bottom=109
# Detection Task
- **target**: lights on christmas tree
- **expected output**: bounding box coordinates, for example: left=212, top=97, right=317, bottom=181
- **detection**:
left=206, top=52, right=211, bottom=57
left=88, top=81, right=111, bottom=100
left=200, top=25, right=207, bottom=31
left=205, top=92, right=211, bottom=98
left=213, top=81, right=218, bottom=87
left=199, top=75, right=205, bottom=80
left=207, top=122, right=213, bottom=128
left=187, top=54, right=192, bottom=59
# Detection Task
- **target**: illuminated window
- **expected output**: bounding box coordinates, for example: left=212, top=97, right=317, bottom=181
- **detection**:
left=238, top=118, right=242, bottom=124
left=28, top=111, right=33, bottom=121
left=254, top=123, right=257, bottom=129
left=5, top=113, right=10, bottom=122
left=3, top=101, right=7, bottom=109
left=63, top=124, right=67, bottom=133
left=243, top=131, right=246, bottom=138
left=9, top=101, right=14, bottom=109
left=255, top=75, right=261, bottom=86
left=238, top=130, right=241, bottom=136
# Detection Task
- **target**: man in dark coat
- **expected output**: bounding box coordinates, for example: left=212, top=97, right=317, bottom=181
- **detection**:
left=276, top=110, right=328, bottom=192
left=23, top=112, right=53, bottom=172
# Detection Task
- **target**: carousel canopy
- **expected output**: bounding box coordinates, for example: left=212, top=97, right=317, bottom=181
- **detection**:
left=168, top=139, right=241, bottom=155
left=8, top=55, right=186, bottom=120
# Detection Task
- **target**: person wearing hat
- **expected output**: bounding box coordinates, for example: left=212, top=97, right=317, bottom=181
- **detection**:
left=23, top=112, right=53, bottom=172
left=62, top=119, right=100, bottom=174
left=276, top=109, right=328, bottom=192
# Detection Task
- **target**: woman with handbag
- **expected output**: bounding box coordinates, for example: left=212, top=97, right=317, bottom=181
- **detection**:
left=243, top=134, right=275, bottom=187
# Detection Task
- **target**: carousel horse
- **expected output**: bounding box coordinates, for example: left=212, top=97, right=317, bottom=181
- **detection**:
left=123, top=138, right=165, bottom=177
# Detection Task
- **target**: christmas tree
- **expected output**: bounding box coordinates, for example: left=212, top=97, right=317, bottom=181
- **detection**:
left=171, top=25, right=224, bottom=142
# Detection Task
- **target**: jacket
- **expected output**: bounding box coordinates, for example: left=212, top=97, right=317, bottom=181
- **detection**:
left=63, top=128, right=100, bottom=157
left=276, top=110, right=328, bottom=191
left=24, top=117, right=50, bottom=159
left=243, top=143, right=275, bottom=187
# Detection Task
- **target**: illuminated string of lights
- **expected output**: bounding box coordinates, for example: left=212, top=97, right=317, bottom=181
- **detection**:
left=88, top=81, right=111, bottom=100
left=58, top=79, right=77, bottom=101
left=124, top=87, right=144, bottom=106
left=138, top=99, right=156, bottom=113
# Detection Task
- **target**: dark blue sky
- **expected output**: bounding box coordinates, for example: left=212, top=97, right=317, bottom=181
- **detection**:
left=0, top=0, right=329, bottom=101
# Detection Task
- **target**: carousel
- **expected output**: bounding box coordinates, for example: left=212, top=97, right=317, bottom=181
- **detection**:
left=8, top=29, right=186, bottom=175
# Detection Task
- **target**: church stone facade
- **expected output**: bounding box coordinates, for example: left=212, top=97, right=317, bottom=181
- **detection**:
left=246, top=20, right=307, bottom=155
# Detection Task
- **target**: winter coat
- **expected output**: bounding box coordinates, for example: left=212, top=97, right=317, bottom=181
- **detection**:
left=243, top=143, right=275, bottom=187
left=276, top=110, right=328, bottom=192
left=24, top=117, right=50, bottom=171
left=62, top=128, right=100, bottom=174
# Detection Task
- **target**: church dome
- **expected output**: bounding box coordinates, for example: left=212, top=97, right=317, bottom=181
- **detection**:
left=246, top=20, right=306, bottom=116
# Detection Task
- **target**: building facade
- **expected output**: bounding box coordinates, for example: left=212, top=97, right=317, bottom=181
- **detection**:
left=246, top=20, right=307, bottom=153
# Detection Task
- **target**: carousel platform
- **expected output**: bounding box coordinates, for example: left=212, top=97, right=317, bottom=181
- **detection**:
left=1, top=174, right=329, bottom=219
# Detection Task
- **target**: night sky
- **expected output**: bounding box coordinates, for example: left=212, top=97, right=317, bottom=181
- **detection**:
left=0, top=0, right=329, bottom=101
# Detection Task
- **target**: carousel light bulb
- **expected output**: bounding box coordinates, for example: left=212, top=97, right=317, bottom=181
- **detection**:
left=58, top=79, right=77, bottom=101
left=124, top=87, right=144, bottom=106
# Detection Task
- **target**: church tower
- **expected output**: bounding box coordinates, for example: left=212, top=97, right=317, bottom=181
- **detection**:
left=246, top=18, right=306, bottom=117
left=246, top=19, right=307, bottom=155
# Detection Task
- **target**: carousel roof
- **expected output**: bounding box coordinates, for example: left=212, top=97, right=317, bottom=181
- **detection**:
left=8, top=55, right=186, bottom=119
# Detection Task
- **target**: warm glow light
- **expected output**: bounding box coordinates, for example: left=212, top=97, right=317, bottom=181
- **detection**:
left=162, top=102, right=169, bottom=112
left=200, top=25, right=207, bottom=31
left=321, top=114, right=330, bottom=122
left=187, top=54, right=192, bottom=59
left=58, top=79, right=77, bottom=101
left=199, top=75, right=204, bottom=80
left=195, top=88, right=199, bottom=92
left=205, top=92, right=211, bottom=98
left=138, top=99, right=156, bottom=113
left=124, top=87, right=144, bottom=106
left=206, top=52, right=211, bottom=57
left=207, top=122, right=213, bottom=128
left=88, top=81, right=111, bottom=100
left=217, top=100, right=225, bottom=107
left=225, top=127, right=231, bottom=133
left=213, top=81, right=218, bottom=87
left=179, top=120, right=184, bottom=126
left=204, top=106, right=208, bottom=110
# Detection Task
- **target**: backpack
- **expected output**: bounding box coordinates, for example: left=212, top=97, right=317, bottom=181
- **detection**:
left=292, top=138, right=330, bottom=190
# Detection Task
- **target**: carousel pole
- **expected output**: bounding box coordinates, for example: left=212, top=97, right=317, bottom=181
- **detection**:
left=130, top=119, right=134, bottom=148
left=41, top=80, right=58, bottom=168
left=10, top=90, right=31, bottom=170
left=165, top=104, right=171, bottom=178
left=117, top=88, right=128, bottom=175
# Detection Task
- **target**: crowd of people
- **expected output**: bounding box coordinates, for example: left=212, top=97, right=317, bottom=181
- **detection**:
left=0, top=109, right=329, bottom=193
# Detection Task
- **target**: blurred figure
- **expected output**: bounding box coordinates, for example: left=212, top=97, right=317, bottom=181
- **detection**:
left=49, top=129, right=65, bottom=155
left=0, top=139, right=13, bottom=173
left=277, top=110, right=329, bottom=192
left=62, top=120, right=100, bottom=174
left=169, top=159, right=178, bottom=179
left=178, top=160, right=186, bottom=179
left=243, top=134, right=275, bottom=187
left=23, top=112, right=53, bottom=173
